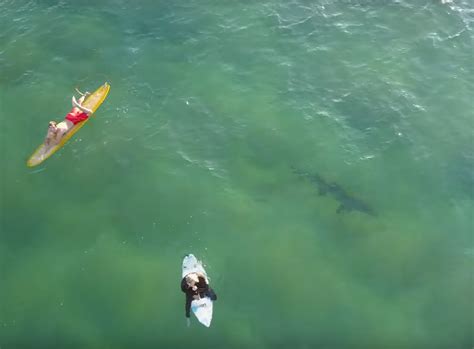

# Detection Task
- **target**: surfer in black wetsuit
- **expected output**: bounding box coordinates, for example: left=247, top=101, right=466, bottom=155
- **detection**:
left=181, top=272, right=217, bottom=326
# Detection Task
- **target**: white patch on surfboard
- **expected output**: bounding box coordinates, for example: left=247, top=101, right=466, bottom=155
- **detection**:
left=191, top=297, right=213, bottom=327
left=182, top=254, right=214, bottom=327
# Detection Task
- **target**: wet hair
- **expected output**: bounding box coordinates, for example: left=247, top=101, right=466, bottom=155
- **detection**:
left=186, top=273, right=199, bottom=284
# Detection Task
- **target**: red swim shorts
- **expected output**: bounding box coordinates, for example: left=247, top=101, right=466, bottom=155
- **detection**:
left=65, top=110, right=89, bottom=125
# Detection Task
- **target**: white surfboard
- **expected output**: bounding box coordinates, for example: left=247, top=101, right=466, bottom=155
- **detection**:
left=182, top=254, right=214, bottom=327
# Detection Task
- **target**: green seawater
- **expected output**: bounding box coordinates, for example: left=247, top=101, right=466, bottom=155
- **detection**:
left=1, top=0, right=473, bottom=348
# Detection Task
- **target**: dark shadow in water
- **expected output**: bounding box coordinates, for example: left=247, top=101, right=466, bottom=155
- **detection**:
left=292, top=167, right=376, bottom=217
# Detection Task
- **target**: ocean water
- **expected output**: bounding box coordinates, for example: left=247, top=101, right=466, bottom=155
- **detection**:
left=0, top=0, right=473, bottom=348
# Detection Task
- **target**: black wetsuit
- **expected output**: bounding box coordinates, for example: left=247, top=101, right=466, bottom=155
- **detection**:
left=180, top=276, right=217, bottom=318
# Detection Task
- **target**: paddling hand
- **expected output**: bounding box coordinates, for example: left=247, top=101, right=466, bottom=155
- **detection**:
left=186, top=318, right=191, bottom=328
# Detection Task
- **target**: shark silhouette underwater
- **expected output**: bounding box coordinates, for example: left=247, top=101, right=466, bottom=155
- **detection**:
left=292, top=167, right=376, bottom=217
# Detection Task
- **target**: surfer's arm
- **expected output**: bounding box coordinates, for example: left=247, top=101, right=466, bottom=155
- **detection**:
left=181, top=278, right=189, bottom=292
left=185, top=293, right=192, bottom=318
left=206, top=288, right=217, bottom=301
left=181, top=278, right=193, bottom=318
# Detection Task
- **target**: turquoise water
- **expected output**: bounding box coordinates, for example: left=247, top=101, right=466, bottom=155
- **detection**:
left=1, top=0, right=473, bottom=347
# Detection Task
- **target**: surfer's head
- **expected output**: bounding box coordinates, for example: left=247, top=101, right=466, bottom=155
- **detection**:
left=48, top=121, right=57, bottom=129
left=185, top=273, right=199, bottom=285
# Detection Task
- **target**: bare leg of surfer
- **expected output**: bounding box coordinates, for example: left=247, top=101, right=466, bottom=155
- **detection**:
left=75, top=87, right=91, bottom=98
left=72, top=94, right=92, bottom=114
left=78, top=95, right=86, bottom=105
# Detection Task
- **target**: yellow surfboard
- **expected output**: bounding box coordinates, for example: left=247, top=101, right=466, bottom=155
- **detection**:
left=27, top=82, right=110, bottom=167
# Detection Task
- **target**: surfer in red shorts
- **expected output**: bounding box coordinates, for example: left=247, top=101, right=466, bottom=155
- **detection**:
left=44, top=89, right=93, bottom=146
